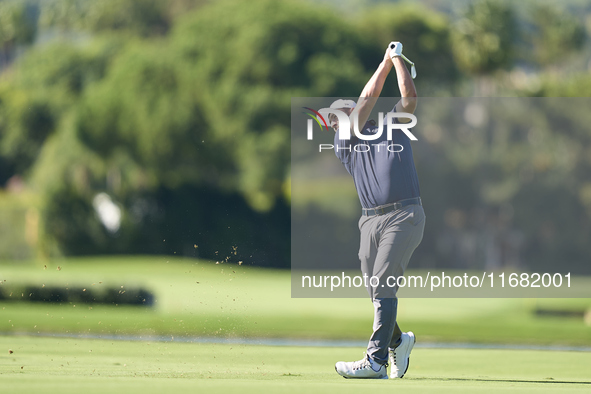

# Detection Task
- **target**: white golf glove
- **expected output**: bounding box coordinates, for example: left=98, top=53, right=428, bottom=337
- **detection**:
left=389, top=41, right=403, bottom=58
left=388, top=41, right=416, bottom=79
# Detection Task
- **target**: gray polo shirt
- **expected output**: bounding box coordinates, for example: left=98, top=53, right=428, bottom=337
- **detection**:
left=334, top=118, right=420, bottom=209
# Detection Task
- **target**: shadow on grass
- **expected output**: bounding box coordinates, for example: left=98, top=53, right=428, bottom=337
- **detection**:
left=410, top=377, right=591, bottom=385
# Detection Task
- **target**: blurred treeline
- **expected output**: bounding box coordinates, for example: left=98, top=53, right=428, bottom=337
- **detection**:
left=0, top=0, right=590, bottom=268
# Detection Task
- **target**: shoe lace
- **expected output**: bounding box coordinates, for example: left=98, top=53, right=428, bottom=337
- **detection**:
left=352, top=356, right=371, bottom=371
left=390, top=350, right=398, bottom=370
left=352, top=355, right=386, bottom=371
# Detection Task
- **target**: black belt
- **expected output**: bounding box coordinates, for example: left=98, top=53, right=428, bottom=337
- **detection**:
left=362, top=197, right=422, bottom=217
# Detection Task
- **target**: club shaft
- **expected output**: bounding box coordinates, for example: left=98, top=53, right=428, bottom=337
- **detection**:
left=400, top=54, right=414, bottom=66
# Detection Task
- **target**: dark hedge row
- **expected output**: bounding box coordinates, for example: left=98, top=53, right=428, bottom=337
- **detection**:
left=0, top=284, right=154, bottom=306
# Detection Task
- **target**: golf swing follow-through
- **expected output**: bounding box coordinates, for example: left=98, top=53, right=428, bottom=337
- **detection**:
left=325, top=41, right=425, bottom=379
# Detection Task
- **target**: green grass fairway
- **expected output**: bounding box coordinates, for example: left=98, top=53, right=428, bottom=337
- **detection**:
left=1, top=256, right=591, bottom=345
left=1, top=336, right=590, bottom=393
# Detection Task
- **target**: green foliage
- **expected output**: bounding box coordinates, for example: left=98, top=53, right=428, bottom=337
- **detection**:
left=171, top=0, right=369, bottom=210
left=358, top=3, right=459, bottom=95
left=84, top=0, right=169, bottom=36
left=0, top=38, right=124, bottom=184
left=42, top=184, right=112, bottom=255
left=5, top=0, right=367, bottom=262
left=40, top=0, right=170, bottom=36
left=0, top=89, right=55, bottom=179
left=38, top=0, right=374, bottom=260
left=0, top=1, right=38, bottom=46
left=417, top=98, right=591, bottom=272
left=11, top=39, right=123, bottom=101
left=451, top=0, right=516, bottom=75
left=76, top=42, right=221, bottom=190
left=0, top=191, right=40, bottom=259
left=537, top=73, right=591, bottom=97
left=0, top=1, right=39, bottom=66
left=526, top=3, right=586, bottom=66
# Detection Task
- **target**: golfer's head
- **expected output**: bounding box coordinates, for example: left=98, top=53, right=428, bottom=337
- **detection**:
left=328, top=99, right=356, bottom=133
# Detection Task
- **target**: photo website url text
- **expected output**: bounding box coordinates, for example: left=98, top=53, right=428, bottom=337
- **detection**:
left=300, top=272, right=571, bottom=292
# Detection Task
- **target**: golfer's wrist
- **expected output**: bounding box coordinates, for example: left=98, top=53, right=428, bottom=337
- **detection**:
left=382, top=59, right=394, bottom=71
left=390, top=56, right=404, bottom=67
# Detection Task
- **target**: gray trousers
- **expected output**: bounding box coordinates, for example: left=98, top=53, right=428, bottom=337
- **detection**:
left=358, top=204, right=425, bottom=364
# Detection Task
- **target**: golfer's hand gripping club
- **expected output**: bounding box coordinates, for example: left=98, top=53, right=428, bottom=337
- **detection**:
left=388, top=41, right=417, bottom=79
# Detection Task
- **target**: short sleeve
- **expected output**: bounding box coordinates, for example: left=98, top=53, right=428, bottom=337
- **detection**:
left=334, top=130, right=357, bottom=174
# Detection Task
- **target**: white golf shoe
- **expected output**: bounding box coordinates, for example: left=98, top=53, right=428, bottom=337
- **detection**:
left=389, top=331, right=415, bottom=378
left=335, top=354, right=388, bottom=379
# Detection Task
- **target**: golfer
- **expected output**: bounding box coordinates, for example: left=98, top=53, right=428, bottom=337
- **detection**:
left=330, top=42, right=425, bottom=379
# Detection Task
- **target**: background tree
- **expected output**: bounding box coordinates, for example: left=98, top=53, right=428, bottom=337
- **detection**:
left=451, top=0, right=516, bottom=94
left=0, top=1, right=39, bottom=67
left=171, top=0, right=370, bottom=211
left=0, top=38, right=123, bottom=185
left=526, top=3, right=585, bottom=68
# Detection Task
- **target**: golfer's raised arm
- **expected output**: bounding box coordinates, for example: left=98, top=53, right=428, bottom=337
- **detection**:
left=392, top=51, right=417, bottom=123
left=349, top=45, right=395, bottom=132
